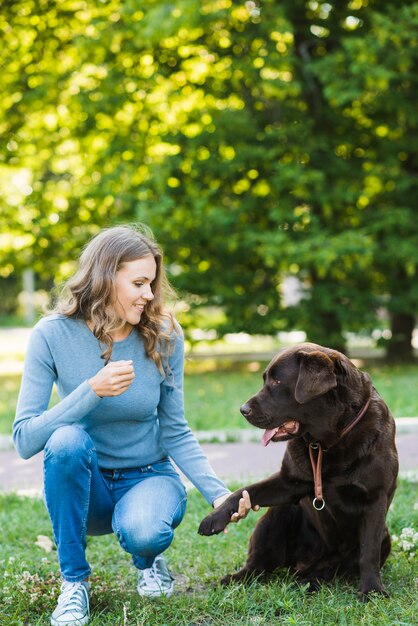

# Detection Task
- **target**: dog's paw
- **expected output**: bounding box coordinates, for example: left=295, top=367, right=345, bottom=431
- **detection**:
left=360, top=588, right=389, bottom=603
left=221, top=569, right=260, bottom=585
left=359, top=573, right=389, bottom=602
left=220, top=573, right=236, bottom=586
left=198, top=511, right=229, bottom=536
left=305, top=580, right=321, bottom=594
left=221, top=571, right=248, bottom=585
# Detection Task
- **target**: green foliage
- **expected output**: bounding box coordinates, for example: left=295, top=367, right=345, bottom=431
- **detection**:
left=0, top=1, right=417, bottom=354
left=314, top=2, right=418, bottom=320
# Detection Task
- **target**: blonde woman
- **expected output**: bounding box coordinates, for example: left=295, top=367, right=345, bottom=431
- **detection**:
left=13, top=225, right=252, bottom=626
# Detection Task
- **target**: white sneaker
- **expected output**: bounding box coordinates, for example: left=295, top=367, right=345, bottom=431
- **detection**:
left=137, top=555, right=174, bottom=598
left=51, top=581, right=90, bottom=626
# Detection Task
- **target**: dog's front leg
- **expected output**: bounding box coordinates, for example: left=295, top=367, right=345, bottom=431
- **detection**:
left=198, top=472, right=308, bottom=536
left=358, top=493, right=389, bottom=601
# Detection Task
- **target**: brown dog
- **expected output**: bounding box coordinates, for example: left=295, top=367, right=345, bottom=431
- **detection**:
left=198, top=343, right=398, bottom=601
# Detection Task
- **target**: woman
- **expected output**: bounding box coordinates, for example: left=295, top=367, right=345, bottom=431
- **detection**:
left=13, top=225, right=252, bottom=626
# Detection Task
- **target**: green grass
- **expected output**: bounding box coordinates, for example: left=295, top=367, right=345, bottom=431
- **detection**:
left=366, top=363, right=418, bottom=418
left=0, top=375, right=21, bottom=435
left=0, top=479, right=417, bottom=625
left=1, top=361, right=418, bottom=435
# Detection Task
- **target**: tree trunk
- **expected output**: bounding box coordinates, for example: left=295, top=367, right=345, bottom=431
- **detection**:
left=304, top=274, right=346, bottom=354
left=22, top=268, right=36, bottom=325
left=386, top=312, right=415, bottom=361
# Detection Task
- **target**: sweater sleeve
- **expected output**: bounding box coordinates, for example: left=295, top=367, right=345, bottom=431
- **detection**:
left=13, top=322, right=102, bottom=459
left=157, top=328, right=230, bottom=506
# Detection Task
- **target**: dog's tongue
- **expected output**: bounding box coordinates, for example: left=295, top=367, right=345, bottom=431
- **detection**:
left=262, top=428, right=279, bottom=447
left=262, top=421, right=299, bottom=446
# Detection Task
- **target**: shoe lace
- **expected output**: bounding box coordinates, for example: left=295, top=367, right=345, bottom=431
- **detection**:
left=140, top=561, right=160, bottom=586
left=57, top=582, right=87, bottom=613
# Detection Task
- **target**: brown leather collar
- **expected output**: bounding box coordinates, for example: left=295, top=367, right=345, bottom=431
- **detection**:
left=339, top=396, right=371, bottom=440
left=308, top=395, right=372, bottom=511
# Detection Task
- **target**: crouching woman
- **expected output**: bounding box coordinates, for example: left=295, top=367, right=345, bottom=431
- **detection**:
left=13, top=225, right=251, bottom=626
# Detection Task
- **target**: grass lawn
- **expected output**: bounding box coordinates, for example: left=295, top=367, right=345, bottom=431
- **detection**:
left=1, top=361, right=418, bottom=435
left=0, top=479, right=417, bottom=625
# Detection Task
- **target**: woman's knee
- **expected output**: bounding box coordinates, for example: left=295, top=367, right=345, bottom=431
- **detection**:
left=114, top=515, right=174, bottom=558
left=113, top=477, right=187, bottom=558
left=44, top=425, right=93, bottom=464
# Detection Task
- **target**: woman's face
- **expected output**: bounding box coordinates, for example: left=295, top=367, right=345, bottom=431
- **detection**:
left=113, top=255, right=157, bottom=328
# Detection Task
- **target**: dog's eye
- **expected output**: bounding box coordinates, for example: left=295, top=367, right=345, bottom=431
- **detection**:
left=271, top=378, right=281, bottom=386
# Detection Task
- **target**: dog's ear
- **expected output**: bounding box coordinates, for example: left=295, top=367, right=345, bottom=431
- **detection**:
left=295, top=350, right=337, bottom=404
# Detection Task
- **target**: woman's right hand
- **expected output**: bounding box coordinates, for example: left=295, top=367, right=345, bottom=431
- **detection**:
left=88, top=360, right=135, bottom=397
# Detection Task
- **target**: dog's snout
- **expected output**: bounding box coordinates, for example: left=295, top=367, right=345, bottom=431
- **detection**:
left=240, top=403, right=252, bottom=417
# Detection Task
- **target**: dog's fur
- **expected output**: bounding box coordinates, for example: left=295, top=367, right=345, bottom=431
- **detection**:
left=198, top=343, right=398, bottom=600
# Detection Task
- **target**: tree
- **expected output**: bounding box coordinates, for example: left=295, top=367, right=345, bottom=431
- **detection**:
left=316, top=1, right=418, bottom=358
left=138, top=0, right=417, bottom=355
left=1, top=0, right=417, bottom=359
left=0, top=0, right=136, bottom=288
left=131, top=0, right=401, bottom=351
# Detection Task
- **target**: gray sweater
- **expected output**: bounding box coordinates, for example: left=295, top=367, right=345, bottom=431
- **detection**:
left=13, top=314, right=229, bottom=505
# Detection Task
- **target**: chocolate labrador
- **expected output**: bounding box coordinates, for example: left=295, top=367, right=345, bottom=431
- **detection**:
left=198, top=343, right=398, bottom=600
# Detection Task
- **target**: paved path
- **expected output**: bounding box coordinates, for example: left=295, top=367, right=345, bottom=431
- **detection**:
left=1, top=424, right=416, bottom=494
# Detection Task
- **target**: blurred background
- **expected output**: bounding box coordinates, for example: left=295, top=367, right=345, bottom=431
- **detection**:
left=1, top=0, right=417, bottom=367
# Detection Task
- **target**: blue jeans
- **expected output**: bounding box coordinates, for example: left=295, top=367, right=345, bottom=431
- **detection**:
left=43, top=425, right=187, bottom=582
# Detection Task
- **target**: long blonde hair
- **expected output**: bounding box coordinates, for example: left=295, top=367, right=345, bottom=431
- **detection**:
left=52, top=224, right=178, bottom=370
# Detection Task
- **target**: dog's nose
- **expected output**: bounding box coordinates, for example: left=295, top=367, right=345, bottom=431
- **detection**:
left=240, top=403, right=252, bottom=417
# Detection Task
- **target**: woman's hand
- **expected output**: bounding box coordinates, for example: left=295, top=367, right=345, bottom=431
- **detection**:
left=213, top=490, right=260, bottom=533
left=88, top=360, right=135, bottom=397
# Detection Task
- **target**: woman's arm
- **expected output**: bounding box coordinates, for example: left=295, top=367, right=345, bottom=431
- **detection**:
left=13, top=322, right=102, bottom=459
left=157, top=329, right=230, bottom=506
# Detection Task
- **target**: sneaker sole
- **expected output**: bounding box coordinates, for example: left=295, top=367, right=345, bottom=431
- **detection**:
left=51, top=615, right=89, bottom=626
left=136, top=585, right=174, bottom=599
